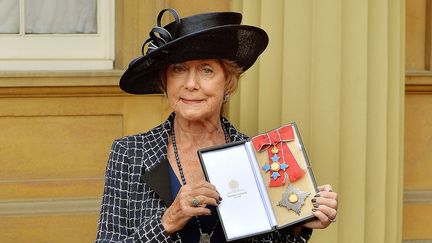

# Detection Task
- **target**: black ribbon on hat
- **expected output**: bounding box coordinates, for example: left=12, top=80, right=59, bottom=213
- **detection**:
left=142, top=8, right=180, bottom=55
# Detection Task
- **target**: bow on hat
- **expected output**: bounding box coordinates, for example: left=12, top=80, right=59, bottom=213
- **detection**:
left=142, top=8, right=180, bottom=55
left=252, top=125, right=305, bottom=187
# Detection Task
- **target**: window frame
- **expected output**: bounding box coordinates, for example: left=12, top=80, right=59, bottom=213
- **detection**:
left=0, top=0, right=115, bottom=71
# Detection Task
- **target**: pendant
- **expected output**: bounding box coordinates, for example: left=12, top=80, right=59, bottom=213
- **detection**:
left=199, top=233, right=211, bottom=243
left=278, top=184, right=310, bottom=215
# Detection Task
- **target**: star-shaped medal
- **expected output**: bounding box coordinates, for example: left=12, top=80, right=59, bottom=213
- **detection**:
left=261, top=145, right=289, bottom=183
left=278, top=184, right=310, bottom=215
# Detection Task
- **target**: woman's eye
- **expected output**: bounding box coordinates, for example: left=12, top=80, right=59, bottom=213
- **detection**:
left=202, top=66, right=213, bottom=74
left=171, top=64, right=186, bottom=73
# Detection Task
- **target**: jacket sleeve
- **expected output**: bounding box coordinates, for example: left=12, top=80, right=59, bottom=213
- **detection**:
left=95, top=140, right=176, bottom=243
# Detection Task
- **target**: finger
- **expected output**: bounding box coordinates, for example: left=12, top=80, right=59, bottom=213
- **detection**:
left=318, top=184, right=333, bottom=192
left=177, top=197, right=212, bottom=214
left=178, top=185, right=220, bottom=203
left=179, top=182, right=217, bottom=194
left=310, top=209, right=332, bottom=228
left=314, top=204, right=337, bottom=222
left=302, top=211, right=328, bottom=229
left=193, top=195, right=220, bottom=207
left=312, top=195, right=338, bottom=210
left=314, top=190, right=338, bottom=201
left=181, top=181, right=221, bottom=198
left=191, top=187, right=221, bottom=201
left=183, top=206, right=212, bottom=217
left=193, top=181, right=218, bottom=192
left=195, top=182, right=223, bottom=199
left=302, top=218, right=326, bottom=229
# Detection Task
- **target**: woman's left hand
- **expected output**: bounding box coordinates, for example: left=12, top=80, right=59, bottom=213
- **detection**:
left=302, top=184, right=338, bottom=229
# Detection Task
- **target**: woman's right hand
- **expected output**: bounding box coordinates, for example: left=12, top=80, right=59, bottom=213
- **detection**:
left=161, top=181, right=221, bottom=234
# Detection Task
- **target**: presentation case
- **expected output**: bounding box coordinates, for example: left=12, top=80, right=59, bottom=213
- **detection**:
left=198, top=123, right=318, bottom=241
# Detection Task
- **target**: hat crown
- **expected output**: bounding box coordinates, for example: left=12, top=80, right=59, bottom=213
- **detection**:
left=143, top=10, right=243, bottom=55
left=165, top=12, right=243, bottom=39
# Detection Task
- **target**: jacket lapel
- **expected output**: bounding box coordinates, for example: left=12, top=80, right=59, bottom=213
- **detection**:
left=141, top=158, right=174, bottom=206
left=140, top=114, right=174, bottom=206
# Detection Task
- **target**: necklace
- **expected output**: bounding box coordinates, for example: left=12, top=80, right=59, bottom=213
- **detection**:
left=171, top=117, right=230, bottom=243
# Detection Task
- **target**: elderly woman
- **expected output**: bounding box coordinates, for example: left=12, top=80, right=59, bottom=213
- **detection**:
left=95, top=9, right=338, bottom=243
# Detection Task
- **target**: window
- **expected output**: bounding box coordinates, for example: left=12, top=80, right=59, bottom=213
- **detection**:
left=0, top=0, right=115, bottom=71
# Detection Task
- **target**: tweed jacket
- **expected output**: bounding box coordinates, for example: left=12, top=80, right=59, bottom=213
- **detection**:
left=95, top=113, right=312, bottom=243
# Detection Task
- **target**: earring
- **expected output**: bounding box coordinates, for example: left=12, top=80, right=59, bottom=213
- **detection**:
left=223, top=94, right=230, bottom=103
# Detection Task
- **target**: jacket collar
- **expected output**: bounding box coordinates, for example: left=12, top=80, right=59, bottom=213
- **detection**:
left=141, top=112, right=247, bottom=207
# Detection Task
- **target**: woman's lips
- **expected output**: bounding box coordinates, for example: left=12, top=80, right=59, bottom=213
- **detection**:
left=181, top=98, right=203, bottom=104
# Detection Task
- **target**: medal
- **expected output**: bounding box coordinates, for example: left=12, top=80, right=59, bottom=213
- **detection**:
left=252, top=125, right=306, bottom=187
left=262, top=146, right=289, bottom=181
left=199, top=233, right=211, bottom=243
left=278, top=184, right=310, bottom=215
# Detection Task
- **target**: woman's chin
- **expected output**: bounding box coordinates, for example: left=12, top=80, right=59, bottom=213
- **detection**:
left=176, top=109, right=216, bottom=121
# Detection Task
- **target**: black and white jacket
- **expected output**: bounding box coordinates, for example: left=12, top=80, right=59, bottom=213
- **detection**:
left=95, top=113, right=312, bottom=243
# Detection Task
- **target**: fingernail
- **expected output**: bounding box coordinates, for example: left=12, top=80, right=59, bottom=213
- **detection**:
left=315, top=193, right=320, bottom=197
left=313, top=203, right=319, bottom=208
left=329, top=189, right=333, bottom=192
left=311, top=198, right=317, bottom=203
left=219, top=196, right=223, bottom=201
left=312, top=208, right=317, bottom=212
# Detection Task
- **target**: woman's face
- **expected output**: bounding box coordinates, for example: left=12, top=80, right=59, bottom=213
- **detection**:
left=166, top=59, right=226, bottom=121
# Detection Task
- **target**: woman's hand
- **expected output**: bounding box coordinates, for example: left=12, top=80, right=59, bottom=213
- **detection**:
left=303, top=184, right=338, bottom=229
left=161, top=181, right=221, bottom=234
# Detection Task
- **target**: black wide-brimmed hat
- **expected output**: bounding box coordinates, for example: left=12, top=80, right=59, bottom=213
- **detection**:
left=119, top=8, right=269, bottom=94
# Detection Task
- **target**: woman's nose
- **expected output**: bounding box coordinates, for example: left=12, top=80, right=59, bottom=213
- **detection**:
left=184, top=71, right=199, bottom=90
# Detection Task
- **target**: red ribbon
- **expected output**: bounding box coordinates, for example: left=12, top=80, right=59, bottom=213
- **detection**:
left=252, top=125, right=305, bottom=187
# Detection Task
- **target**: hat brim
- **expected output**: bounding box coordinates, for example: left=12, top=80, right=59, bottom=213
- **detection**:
left=120, top=25, right=268, bottom=94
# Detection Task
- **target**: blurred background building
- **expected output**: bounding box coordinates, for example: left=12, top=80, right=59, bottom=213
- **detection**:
left=0, top=0, right=427, bottom=242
